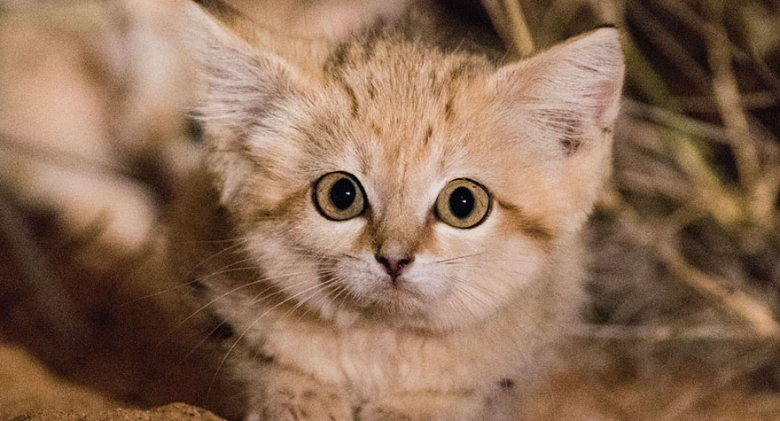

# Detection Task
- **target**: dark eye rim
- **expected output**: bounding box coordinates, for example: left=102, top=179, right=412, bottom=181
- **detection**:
left=435, top=178, right=492, bottom=229
left=312, top=171, right=367, bottom=221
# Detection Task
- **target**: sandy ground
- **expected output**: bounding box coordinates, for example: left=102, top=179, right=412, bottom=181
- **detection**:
left=11, top=404, right=226, bottom=421
left=0, top=342, right=118, bottom=419
left=0, top=342, right=229, bottom=421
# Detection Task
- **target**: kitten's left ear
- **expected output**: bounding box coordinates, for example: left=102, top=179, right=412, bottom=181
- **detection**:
left=491, top=27, right=624, bottom=151
left=491, top=28, right=624, bottom=216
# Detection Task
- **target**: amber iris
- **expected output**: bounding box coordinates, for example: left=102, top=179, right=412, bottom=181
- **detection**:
left=314, top=172, right=366, bottom=220
left=436, top=178, right=491, bottom=228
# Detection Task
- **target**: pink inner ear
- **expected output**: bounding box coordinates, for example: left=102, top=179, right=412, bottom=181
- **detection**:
left=491, top=28, right=624, bottom=155
left=591, top=78, right=623, bottom=127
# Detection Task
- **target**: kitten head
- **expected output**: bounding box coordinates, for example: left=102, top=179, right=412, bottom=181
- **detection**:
left=184, top=3, right=624, bottom=331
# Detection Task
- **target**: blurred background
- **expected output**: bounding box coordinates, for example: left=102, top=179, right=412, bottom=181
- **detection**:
left=0, top=0, right=779, bottom=420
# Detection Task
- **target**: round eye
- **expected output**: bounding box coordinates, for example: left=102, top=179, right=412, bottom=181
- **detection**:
left=314, top=172, right=366, bottom=221
left=435, top=178, right=491, bottom=228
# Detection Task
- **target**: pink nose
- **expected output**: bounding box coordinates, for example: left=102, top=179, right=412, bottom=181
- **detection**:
left=375, top=255, right=414, bottom=278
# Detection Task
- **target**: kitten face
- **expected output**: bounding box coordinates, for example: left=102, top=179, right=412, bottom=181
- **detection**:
left=185, top=3, right=624, bottom=330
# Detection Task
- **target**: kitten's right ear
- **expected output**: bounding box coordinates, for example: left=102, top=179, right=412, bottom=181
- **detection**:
left=181, top=1, right=301, bottom=130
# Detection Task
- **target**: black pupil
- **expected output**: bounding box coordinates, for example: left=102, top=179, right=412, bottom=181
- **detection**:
left=449, top=186, right=475, bottom=219
left=330, top=177, right=356, bottom=210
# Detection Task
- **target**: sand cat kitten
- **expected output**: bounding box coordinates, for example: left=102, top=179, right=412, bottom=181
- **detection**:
left=177, top=1, right=624, bottom=420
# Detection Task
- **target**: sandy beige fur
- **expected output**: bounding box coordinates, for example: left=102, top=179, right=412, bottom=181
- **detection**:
left=175, top=1, right=624, bottom=419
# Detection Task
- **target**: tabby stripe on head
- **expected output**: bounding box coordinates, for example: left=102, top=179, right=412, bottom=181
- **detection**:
left=496, top=201, right=554, bottom=248
left=442, top=61, right=474, bottom=122
left=325, top=44, right=361, bottom=117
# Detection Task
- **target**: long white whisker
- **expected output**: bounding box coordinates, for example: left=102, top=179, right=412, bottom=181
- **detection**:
left=433, top=251, right=486, bottom=264
left=156, top=269, right=313, bottom=348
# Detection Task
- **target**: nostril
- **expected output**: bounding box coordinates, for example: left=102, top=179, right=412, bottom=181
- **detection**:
left=397, top=258, right=412, bottom=270
left=375, top=255, right=414, bottom=277
left=376, top=256, right=390, bottom=271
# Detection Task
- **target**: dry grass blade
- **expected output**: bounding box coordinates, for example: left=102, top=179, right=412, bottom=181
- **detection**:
left=627, top=0, right=711, bottom=94
left=481, top=0, right=534, bottom=56
left=658, top=242, right=779, bottom=337
left=571, top=324, right=780, bottom=342
left=704, top=2, right=761, bottom=190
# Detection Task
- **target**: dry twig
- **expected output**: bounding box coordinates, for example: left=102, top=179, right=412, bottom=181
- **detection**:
left=572, top=324, right=780, bottom=342
left=659, top=242, right=779, bottom=337
left=481, top=0, right=534, bottom=57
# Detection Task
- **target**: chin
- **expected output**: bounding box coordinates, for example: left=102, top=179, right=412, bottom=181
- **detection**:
left=363, top=291, right=492, bottom=332
left=356, top=285, right=429, bottom=318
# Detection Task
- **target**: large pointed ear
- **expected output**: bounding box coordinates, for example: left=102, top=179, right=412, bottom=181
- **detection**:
left=180, top=1, right=303, bottom=205
left=491, top=27, right=624, bottom=217
left=181, top=0, right=303, bottom=131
